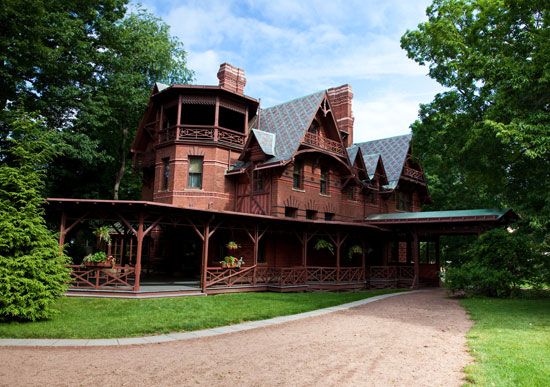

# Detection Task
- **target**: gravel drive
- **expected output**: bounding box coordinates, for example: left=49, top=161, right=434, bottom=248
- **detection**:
left=0, top=289, right=472, bottom=386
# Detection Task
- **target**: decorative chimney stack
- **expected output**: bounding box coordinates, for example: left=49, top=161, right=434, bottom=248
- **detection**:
left=327, top=84, right=354, bottom=146
left=217, top=63, right=246, bottom=95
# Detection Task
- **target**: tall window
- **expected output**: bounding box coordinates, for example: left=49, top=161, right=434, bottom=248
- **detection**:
left=320, top=167, right=329, bottom=194
left=397, top=191, right=412, bottom=211
left=253, top=170, right=264, bottom=193
left=161, top=157, right=170, bottom=191
left=188, top=156, right=203, bottom=189
left=293, top=161, right=304, bottom=189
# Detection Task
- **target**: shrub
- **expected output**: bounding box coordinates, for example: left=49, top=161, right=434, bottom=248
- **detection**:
left=0, top=113, right=70, bottom=321
left=443, top=228, right=548, bottom=297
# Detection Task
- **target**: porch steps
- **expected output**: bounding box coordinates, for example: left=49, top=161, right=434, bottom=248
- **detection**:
left=66, top=288, right=205, bottom=299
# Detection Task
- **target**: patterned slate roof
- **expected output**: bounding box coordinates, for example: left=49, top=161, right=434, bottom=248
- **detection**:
left=347, top=145, right=360, bottom=165
left=356, top=134, right=412, bottom=187
left=258, top=91, right=326, bottom=163
left=250, top=129, right=275, bottom=156
left=363, top=153, right=381, bottom=180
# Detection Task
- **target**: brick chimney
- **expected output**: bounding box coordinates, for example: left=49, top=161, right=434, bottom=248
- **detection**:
left=327, top=84, right=354, bottom=146
left=217, top=63, right=246, bottom=95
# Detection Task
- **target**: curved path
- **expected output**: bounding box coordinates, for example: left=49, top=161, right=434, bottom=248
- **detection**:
left=0, top=289, right=472, bottom=386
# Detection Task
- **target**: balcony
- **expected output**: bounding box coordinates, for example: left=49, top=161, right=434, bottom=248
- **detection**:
left=303, top=132, right=346, bottom=157
left=158, top=125, right=246, bottom=148
left=402, top=166, right=425, bottom=183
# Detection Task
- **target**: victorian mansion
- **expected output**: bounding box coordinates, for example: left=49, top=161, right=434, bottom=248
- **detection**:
left=50, top=63, right=515, bottom=296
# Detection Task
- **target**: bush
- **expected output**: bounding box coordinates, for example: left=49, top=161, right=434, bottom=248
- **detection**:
left=0, top=113, right=70, bottom=321
left=443, top=228, right=548, bottom=297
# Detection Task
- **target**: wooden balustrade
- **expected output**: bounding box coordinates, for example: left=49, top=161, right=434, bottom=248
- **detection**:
left=158, top=125, right=245, bottom=148
left=367, top=265, right=414, bottom=289
left=303, top=132, right=346, bottom=156
left=68, top=265, right=135, bottom=289
left=403, top=166, right=425, bottom=182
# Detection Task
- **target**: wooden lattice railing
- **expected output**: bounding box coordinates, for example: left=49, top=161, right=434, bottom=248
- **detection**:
left=303, top=132, right=346, bottom=157
left=205, top=265, right=257, bottom=288
left=158, top=125, right=245, bottom=148
left=68, top=265, right=135, bottom=289
left=403, top=166, right=425, bottom=182
left=367, top=266, right=414, bottom=289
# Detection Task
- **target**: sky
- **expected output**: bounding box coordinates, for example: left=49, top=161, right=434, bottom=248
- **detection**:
left=137, top=0, right=443, bottom=142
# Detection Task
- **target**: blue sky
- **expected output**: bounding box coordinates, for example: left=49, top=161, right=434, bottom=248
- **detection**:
left=137, top=0, right=442, bottom=142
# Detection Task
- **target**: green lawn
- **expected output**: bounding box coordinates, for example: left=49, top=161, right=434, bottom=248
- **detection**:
left=461, top=297, right=550, bottom=386
left=0, top=289, right=401, bottom=339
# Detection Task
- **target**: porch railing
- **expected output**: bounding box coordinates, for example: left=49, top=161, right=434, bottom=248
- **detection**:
left=303, top=132, right=346, bottom=157
left=367, top=265, right=414, bottom=289
left=159, top=125, right=245, bottom=148
left=205, top=266, right=364, bottom=289
left=68, top=265, right=135, bottom=289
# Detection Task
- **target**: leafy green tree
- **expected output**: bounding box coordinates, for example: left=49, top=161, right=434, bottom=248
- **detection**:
left=401, top=0, right=550, bottom=267
left=0, top=113, right=70, bottom=321
left=1, top=1, right=193, bottom=200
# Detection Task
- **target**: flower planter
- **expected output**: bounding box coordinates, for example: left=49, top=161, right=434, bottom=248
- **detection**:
left=84, top=261, right=113, bottom=268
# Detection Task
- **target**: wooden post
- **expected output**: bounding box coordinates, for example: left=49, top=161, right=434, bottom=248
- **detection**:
left=336, top=233, right=341, bottom=282
left=214, top=97, right=219, bottom=142
left=361, top=240, right=366, bottom=281
left=133, top=213, right=145, bottom=292
left=253, top=225, right=259, bottom=266
left=177, top=95, right=182, bottom=127
left=201, top=222, right=210, bottom=292
left=58, top=211, right=66, bottom=255
left=302, top=231, right=308, bottom=267
left=435, top=236, right=440, bottom=266
left=411, top=232, right=419, bottom=289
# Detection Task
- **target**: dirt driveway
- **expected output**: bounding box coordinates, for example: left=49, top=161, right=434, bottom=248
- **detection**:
left=0, top=289, right=472, bottom=387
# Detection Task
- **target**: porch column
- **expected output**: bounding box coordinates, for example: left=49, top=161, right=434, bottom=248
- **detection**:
left=361, top=240, right=366, bottom=281
left=302, top=231, right=308, bottom=267
left=435, top=236, right=441, bottom=266
left=58, top=211, right=66, bottom=255
left=411, top=231, right=419, bottom=289
left=133, top=213, right=145, bottom=292
left=336, top=233, right=341, bottom=282
left=201, top=222, right=210, bottom=292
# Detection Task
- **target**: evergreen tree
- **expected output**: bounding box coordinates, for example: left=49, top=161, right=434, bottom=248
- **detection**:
left=0, top=113, right=70, bottom=321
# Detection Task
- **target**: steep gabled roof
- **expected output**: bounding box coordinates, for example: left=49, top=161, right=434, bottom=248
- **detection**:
left=257, top=91, right=326, bottom=163
left=347, top=145, right=360, bottom=165
left=356, top=134, right=412, bottom=188
left=250, top=129, right=276, bottom=156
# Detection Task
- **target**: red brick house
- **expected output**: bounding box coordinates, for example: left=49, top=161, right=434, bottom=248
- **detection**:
left=49, top=63, right=516, bottom=296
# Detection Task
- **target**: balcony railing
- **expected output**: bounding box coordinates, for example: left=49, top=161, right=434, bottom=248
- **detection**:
left=303, top=132, right=346, bottom=157
left=403, top=166, right=425, bottom=182
left=159, top=125, right=245, bottom=148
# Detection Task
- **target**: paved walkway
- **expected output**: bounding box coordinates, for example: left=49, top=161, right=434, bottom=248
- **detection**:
left=0, top=289, right=473, bottom=386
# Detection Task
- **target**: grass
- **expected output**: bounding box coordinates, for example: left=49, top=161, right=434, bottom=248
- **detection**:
left=0, top=289, right=402, bottom=339
left=461, top=296, right=550, bottom=386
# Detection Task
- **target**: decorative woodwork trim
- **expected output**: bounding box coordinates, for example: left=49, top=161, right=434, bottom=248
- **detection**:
left=182, top=96, right=216, bottom=105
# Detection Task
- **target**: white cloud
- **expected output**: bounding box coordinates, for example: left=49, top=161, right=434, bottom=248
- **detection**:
left=139, top=0, right=441, bottom=139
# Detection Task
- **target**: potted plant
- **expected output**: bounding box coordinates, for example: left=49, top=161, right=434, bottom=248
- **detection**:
left=314, top=238, right=335, bottom=255
left=347, top=245, right=364, bottom=260
left=82, top=251, right=114, bottom=268
left=219, top=256, right=245, bottom=269
left=226, top=241, right=240, bottom=251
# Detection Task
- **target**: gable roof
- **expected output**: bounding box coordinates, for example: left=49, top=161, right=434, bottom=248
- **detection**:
left=356, top=134, right=412, bottom=189
left=257, top=91, right=326, bottom=163
left=251, top=129, right=276, bottom=156
left=347, top=145, right=360, bottom=165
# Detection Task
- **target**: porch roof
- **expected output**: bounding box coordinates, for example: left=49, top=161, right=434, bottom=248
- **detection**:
left=366, top=208, right=517, bottom=224
left=46, top=198, right=383, bottom=232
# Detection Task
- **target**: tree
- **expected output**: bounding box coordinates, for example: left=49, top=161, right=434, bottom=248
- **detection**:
left=1, top=1, right=194, bottom=200
left=0, top=113, right=70, bottom=321
left=401, top=1, right=550, bottom=259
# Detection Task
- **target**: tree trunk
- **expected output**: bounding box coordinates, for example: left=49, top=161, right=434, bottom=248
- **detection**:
left=113, top=126, right=128, bottom=200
